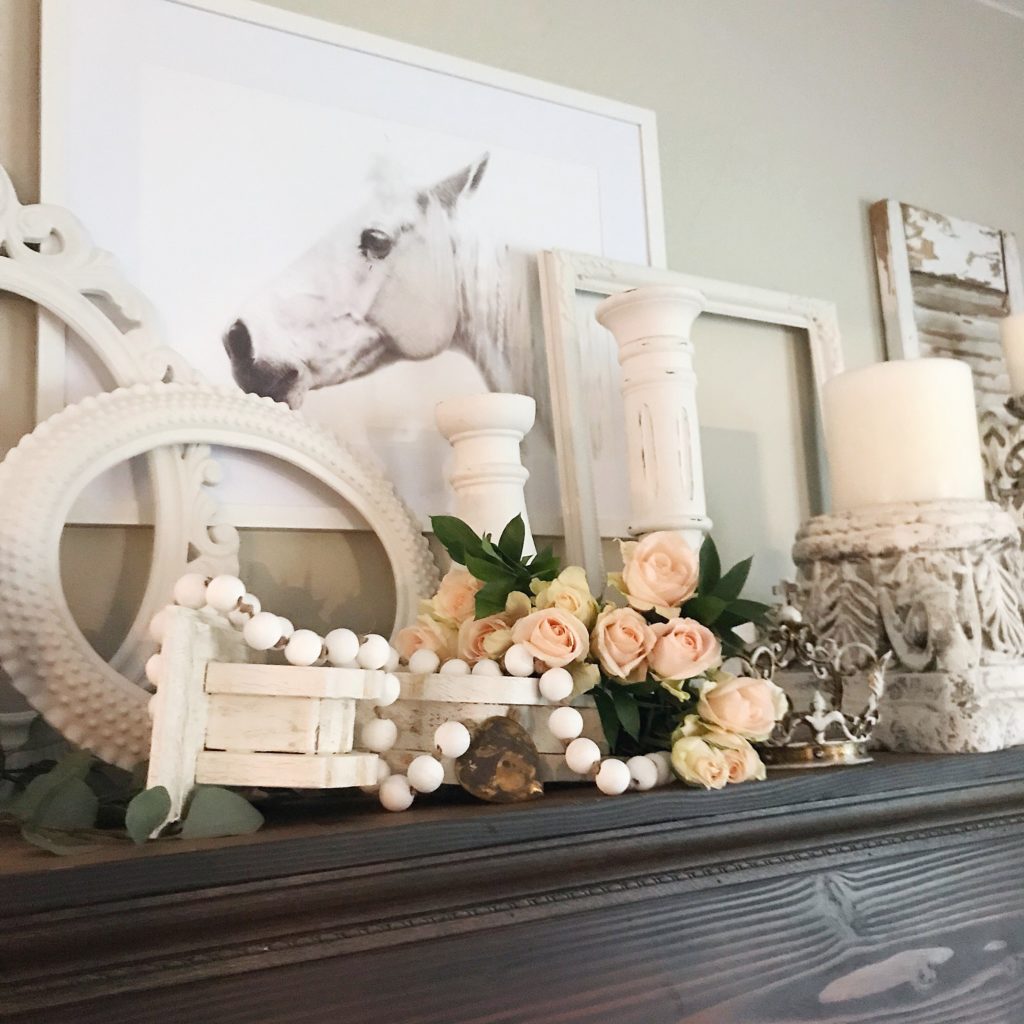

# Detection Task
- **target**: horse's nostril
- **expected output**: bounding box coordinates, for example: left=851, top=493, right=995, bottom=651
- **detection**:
left=224, top=320, right=253, bottom=363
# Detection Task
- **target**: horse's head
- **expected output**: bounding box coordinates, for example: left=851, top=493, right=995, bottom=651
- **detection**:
left=223, top=155, right=490, bottom=407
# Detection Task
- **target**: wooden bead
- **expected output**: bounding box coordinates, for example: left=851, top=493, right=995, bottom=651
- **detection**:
left=205, top=574, right=246, bottom=612
left=243, top=612, right=283, bottom=652
left=359, top=758, right=392, bottom=794
left=361, top=717, right=398, bottom=753
left=627, top=755, right=658, bottom=791
left=376, top=673, right=401, bottom=708
left=471, top=659, right=503, bottom=677
left=548, top=706, right=584, bottom=741
left=148, top=606, right=171, bottom=643
left=440, top=658, right=470, bottom=675
left=379, top=774, right=414, bottom=812
left=284, top=629, right=324, bottom=667
left=357, top=634, right=391, bottom=670
left=565, top=737, right=601, bottom=775
left=227, top=593, right=261, bottom=628
left=407, top=755, right=444, bottom=794
left=407, top=649, right=441, bottom=674
left=539, top=667, right=573, bottom=702
left=503, top=643, right=535, bottom=678
left=172, top=573, right=208, bottom=609
left=384, top=646, right=401, bottom=672
left=646, top=750, right=674, bottom=786
left=434, top=720, right=471, bottom=759
left=596, top=759, right=631, bottom=795
left=325, top=628, right=359, bottom=666
left=144, top=652, right=165, bottom=688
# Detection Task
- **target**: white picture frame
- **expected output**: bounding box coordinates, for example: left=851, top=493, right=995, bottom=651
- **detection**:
left=538, top=249, right=845, bottom=587
left=38, top=0, right=665, bottom=534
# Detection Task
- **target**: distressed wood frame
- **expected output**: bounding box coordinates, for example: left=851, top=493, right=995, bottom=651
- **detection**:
left=538, top=249, right=845, bottom=586
left=870, top=199, right=1024, bottom=400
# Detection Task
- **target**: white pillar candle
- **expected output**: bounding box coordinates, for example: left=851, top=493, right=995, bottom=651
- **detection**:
left=1000, top=313, right=1024, bottom=396
left=823, top=359, right=985, bottom=512
left=435, top=393, right=537, bottom=555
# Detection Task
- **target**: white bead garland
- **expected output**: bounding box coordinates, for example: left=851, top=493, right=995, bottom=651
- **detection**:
left=407, top=754, right=445, bottom=794
left=276, top=617, right=295, bottom=642
left=360, top=758, right=392, bottom=794
left=227, top=593, right=260, bottom=628
left=376, top=673, right=402, bottom=708
left=357, top=634, right=391, bottom=671
left=503, top=643, right=535, bottom=678
left=538, top=667, right=573, bottom=703
left=595, top=758, right=631, bottom=795
left=440, top=658, right=470, bottom=675
left=206, top=574, right=246, bottom=613
left=243, top=612, right=283, bottom=652
left=564, top=737, right=601, bottom=775
left=172, top=573, right=208, bottom=610
left=471, top=658, right=503, bottom=677
left=379, top=774, right=414, bottom=812
left=284, top=629, right=325, bottom=667
left=361, top=717, right=399, bottom=754
left=627, top=755, right=659, bottom=792
left=144, top=652, right=165, bottom=688
left=324, top=628, right=360, bottom=666
left=548, top=706, right=584, bottom=742
left=434, top=720, right=472, bottom=759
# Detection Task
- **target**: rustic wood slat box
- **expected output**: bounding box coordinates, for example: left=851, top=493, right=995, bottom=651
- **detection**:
left=2, top=750, right=1023, bottom=1022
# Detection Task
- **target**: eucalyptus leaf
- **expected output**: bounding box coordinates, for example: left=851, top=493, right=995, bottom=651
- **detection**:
left=713, top=556, right=753, bottom=602
left=699, top=536, right=721, bottom=593
left=21, top=825, right=101, bottom=856
left=611, top=687, right=641, bottom=741
left=498, top=515, right=526, bottom=563
left=180, top=786, right=264, bottom=839
left=32, top=777, right=98, bottom=830
left=592, top=687, right=620, bottom=751
left=7, top=750, right=94, bottom=821
left=125, top=786, right=172, bottom=845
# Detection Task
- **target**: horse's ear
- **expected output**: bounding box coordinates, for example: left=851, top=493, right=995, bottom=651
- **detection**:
left=422, top=153, right=489, bottom=212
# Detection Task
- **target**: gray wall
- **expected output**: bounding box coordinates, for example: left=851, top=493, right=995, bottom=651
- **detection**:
left=2, top=0, right=1024, bottom=707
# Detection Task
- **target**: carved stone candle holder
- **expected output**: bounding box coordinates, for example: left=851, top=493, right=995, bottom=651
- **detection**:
left=789, top=498, right=1024, bottom=753
left=980, top=395, right=1024, bottom=533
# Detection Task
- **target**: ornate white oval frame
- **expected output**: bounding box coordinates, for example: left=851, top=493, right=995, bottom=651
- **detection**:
left=0, top=163, right=239, bottom=684
left=0, top=383, right=439, bottom=768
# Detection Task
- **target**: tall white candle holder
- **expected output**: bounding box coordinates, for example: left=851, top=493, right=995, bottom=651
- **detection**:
left=596, top=286, right=712, bottom=547
left=787, top=498, right=1024, bottom=753
left=435, top=393, right=537, bottom=556
left=980, top=395, right=1024, bottom=534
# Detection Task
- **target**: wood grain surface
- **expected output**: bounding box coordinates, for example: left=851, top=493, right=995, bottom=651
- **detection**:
left=2, top=750, right=1023, bottom=1023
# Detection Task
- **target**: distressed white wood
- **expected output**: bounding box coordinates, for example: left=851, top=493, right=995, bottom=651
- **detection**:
left=0, top=383, right=438, bottom=769
left=196, top=750, right=379, bottom=789
left=387, top=749, right=589, bottom=784
left=204, top=694, right=323, bottom=754
left=596, top=286, right=711, bottom=545
left=539, top=249, right=844, bottom=586
left=205, top=662, right=384, bottom=700
left=870, top=199, right=1023, bottom=402
left=315, top=699, right=357, bottom=755
left=146, top=606, right=250, bottom=825
left=397, top=672, right=553, bottom=705
left=435, top=393, right=537, bottom=554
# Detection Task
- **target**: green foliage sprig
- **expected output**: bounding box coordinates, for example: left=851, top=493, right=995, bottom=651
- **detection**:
left=431, top=513, right=559, bottom=617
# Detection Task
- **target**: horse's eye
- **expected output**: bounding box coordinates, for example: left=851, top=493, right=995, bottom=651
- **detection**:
left=359, top=228, right=393, bottom=260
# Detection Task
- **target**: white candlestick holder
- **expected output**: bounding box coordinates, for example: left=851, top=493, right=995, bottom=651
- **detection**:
left=596, top=285, right=712, bottom=547
left=435, top=393, right=537, bottom=555
left=980, top=395, right=1024, bottom=534
left=786, top=498, right=1024, bottom=753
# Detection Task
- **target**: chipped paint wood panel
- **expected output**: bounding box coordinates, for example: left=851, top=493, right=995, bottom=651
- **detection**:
left=871, top=199, right=1024, bottom=401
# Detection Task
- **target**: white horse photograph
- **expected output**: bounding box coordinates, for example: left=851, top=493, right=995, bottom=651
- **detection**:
left=222, top=153, right=531, bottom=411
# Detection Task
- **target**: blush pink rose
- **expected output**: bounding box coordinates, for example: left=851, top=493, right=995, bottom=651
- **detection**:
left=433, top=567, right=484, bottom=625
left=395, top=616, right=457, bottom=663
left=511, top=608, right=589, bottom=669
left=703, top=730, right=766, bottom=783
left=648, top=618, right=722, bottom=681
left=458, top=613, right=514, bottom=664
left=697, top=674, right=788, bottom=742
left=670, top=736, right=730, bottom=790
left=591, top=606, right=656, bottom=683
left=616, top=532, right=699, bottom=616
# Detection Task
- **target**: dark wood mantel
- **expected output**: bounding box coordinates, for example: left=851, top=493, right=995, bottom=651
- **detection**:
left=2, top=750, right=1024, bottom=1023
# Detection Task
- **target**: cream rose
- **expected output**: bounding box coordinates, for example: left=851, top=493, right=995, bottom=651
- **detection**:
left=531, top=566, right=599, bottom=630
left=458, top=613, right=514, bottom=664
left=612, top=531, right=699, bottom=617
left=591, top=605, right=655, bottom=683
left=697, top=673, right=788, bottom=741
left=511, top=607, right=589, bottom=668
left=704, top=730, right=766, bottom=783
left=649, top=617, right=721, bottom=681
left=395, top=615, right=457, bottom=663
left=432, top=567, right=484, bottom=625
left=670, top=736, right=730, bottom=790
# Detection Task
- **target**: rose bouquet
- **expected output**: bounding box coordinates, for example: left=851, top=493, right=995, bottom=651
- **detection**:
left=398, top=515, right=787, bottom=789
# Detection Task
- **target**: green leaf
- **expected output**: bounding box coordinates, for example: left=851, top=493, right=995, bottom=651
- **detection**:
left=699, top=536, right=721, bottom=593
left=713, top=556, right=753, bottom=602
left=32, top=778, right=98, bottom=830
left=611, top=687, right=641, bottom=741
left=7, top=750, right=94, bottom=821
left=125, top=786, right=172, bottom=845
left=430, top=515, right=484, bottom=565
left=592, top=687, right=620, bottom=751
left=475, top=579, right=512, bottom=618
left=498, top=515, right=526, bottom=563
left=464, top=553, right=510, bottom=584
left=680, top=594, right=728, bottom=626
left=726, top=598, right=770, bottom=625
left=181, top=786, right=263, bottom=839
left=21, top=825, right=101, bottom=856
